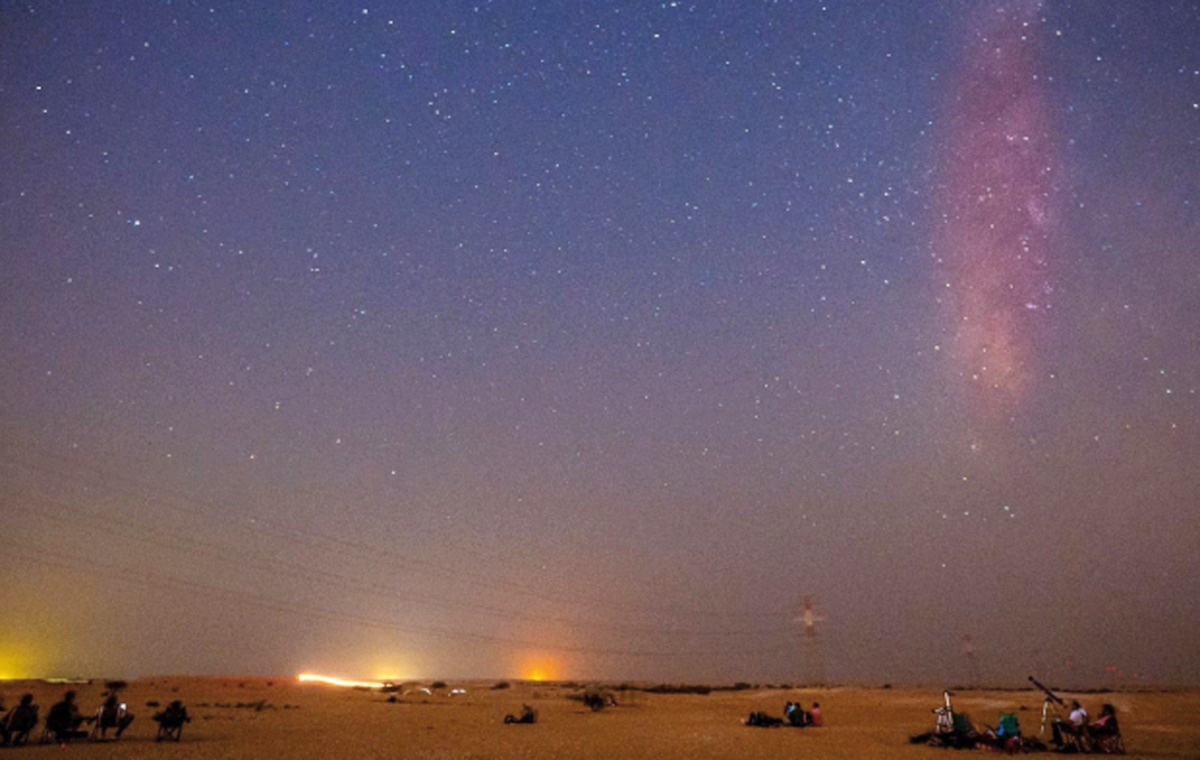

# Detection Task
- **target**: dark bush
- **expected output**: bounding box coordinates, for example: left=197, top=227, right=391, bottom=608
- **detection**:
left=581, top=691, right=610, bottom=711
left=642, top=684, right=712, bottom=695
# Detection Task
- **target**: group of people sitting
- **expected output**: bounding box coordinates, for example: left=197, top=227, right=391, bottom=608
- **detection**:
left=744, top=700, right=823, bottom=728
left=913, top=698, right=1123, bottom=754
left=1051, top=700, right=1122, bottom=753
left=0, top=689, right=191, bottom=746
left=914, top=707, right=1037, bottom=751
left=0, top=689, right=133, bottom=746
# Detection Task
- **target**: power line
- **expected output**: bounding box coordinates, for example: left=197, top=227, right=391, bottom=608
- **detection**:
left=1, top=450, right=793, bottom=620
left=8, top=492, right=787, bottom=639
left=4, top=542, right=796, bottom=660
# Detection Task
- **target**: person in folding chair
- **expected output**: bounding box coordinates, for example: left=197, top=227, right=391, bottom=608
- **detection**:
left=1051, top=700, right=1089, bottom=751
left=152, top=700, right=191, bottom=742
left=1087, top=703, right=1126, bottom=754
left=42, top=690, right=89, bottom=744
left=91, top=693, right=134, bottom=740
left=1, top=694, right=40, bottom=747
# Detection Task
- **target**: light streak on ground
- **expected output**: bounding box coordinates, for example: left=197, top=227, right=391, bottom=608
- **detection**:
left=297, top=673, right=389, bottom=689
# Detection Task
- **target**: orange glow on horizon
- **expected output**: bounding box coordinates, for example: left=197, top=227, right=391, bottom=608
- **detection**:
left=368, top=656, right=413, bottom=682
left=519, top=657, right=560, bottom=682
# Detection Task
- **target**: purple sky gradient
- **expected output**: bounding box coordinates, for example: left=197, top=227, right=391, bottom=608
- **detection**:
left=1, top=1, right=1197, bottom=686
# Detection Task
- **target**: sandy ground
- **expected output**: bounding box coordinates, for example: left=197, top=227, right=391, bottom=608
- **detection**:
left=2, top=678, right=1198, bottom=758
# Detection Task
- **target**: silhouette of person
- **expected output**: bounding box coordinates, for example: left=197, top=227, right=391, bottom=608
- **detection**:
left=94, top=694, right=134, bottom=739
left=45, top=690, right=88, bottom=741
left=1, top=693, right=39, bottom=746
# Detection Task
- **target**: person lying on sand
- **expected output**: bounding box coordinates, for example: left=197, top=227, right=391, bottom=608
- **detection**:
left=744, top=710, right=784, bottom=727
left=504, top=704, right=537, bottom=724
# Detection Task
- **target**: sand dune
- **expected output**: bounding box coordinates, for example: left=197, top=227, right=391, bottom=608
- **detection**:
left=2, top=678, right=1197, bottom=758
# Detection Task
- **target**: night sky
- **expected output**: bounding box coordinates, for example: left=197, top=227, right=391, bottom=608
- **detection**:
left=2, top=1, right=1198, bottom=686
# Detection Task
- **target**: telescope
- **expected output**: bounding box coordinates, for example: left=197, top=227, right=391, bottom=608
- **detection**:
left=1028, top=675, right=1065, bottom=706
left=1029, top=675, right=1065, bottom=735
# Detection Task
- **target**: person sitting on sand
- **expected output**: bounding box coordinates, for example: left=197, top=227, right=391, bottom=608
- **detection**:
left=44, top=690, right=89, bottom=741
left=978, top=711, right=1033, bottom=752
left=2, top=694, right=39, bottom=746
left=808, top=701, right=823, bottom=727
left=784, top=701, right=806, bottom=727
left=504, top=704, right=537, bottom=724
left=93, top=694, right=134, bottom=739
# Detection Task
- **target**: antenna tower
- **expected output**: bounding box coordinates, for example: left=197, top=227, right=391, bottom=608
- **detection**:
left=796, top=596, right=827, bottom=686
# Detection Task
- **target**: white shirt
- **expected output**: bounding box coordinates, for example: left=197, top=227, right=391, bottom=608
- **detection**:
left=1069, top=706, right=1088, bottom=727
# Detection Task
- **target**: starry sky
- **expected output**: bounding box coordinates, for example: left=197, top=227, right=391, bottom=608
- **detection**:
left=1, top=1, right=1198, bottom=686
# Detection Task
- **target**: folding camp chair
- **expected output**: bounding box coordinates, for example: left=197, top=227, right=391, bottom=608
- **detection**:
left=153, top=702, right=190, bottom=742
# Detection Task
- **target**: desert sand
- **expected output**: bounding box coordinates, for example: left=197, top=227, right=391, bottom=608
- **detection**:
left=2, top=677, right=1198, bottom=758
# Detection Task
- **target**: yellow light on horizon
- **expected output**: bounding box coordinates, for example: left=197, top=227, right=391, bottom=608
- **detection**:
left=0, top=645, right=39, bottom=680
left=369, top=656, right=412, bottom=682
left=297, top=673, right=388, bottom=689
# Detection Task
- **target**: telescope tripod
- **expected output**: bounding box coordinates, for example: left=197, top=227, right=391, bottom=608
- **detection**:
left=1038, top=694, right=1062, bottom=736
left=1028, top=675, right=1066, bottom=737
